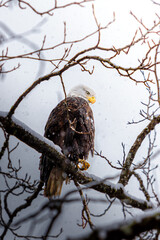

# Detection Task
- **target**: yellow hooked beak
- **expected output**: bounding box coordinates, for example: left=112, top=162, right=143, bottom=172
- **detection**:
left=87, top=96, right=96, bottom=104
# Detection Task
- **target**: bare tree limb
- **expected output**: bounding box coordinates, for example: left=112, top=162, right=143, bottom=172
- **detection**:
left=119, top=115, right=160, bottom=186
left=72, top=208, right=160, bottom=240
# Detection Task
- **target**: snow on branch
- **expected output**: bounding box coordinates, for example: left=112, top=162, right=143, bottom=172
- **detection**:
left=0, top=111, right=153, bottom=210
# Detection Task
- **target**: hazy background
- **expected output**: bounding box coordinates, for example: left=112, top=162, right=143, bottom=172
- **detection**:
left=0, top=0, right=160, bottom=239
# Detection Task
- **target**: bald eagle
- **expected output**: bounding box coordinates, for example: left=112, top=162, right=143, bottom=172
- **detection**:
left=40, top=85, right=96, bottom=197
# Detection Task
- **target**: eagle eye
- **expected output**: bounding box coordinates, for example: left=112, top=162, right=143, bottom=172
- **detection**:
left=86, top=90, right=90, bottom=95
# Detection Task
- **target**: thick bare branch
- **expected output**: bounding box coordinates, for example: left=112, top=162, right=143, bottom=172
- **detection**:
left=119, top=116, right=160, bottom=186
left=74, top=208, right=160, bottom=240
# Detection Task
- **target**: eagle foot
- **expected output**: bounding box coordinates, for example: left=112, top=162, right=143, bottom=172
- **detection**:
left=78, top=159, right=90, bottom=171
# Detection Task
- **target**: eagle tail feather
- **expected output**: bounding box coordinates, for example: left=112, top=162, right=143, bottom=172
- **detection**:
left=44, top=168, right=64, bottom=197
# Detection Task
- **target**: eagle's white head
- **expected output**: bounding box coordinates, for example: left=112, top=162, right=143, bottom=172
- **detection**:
left=68, top=85, right=96, bottom=104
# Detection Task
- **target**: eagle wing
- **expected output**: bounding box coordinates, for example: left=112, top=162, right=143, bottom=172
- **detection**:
left=40, top=96, right=95, bottom=197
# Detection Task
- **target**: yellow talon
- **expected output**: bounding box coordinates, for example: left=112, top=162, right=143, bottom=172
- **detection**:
left=78, top=159, right=90, bottom=171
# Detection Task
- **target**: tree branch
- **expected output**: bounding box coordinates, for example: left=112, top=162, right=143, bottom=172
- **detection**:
left=73, top=208, right=160, bottom=240
left=119, top=115, right=160, bottom=186
left=0, top=111, right=153, bottom=210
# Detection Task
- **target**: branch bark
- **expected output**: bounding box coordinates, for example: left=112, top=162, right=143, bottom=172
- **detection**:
left=119, top=115, right=160, bottom=186
left=72, top=208, right=160, bottom=240
left=0, top=111, right=152, bottom=210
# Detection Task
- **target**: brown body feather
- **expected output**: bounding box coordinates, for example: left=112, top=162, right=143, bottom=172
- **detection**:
left=40, top=97, right=95, bottom=197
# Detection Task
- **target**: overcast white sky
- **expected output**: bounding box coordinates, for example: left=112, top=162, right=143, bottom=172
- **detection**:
left=0, top=0, right=160, bottom=239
